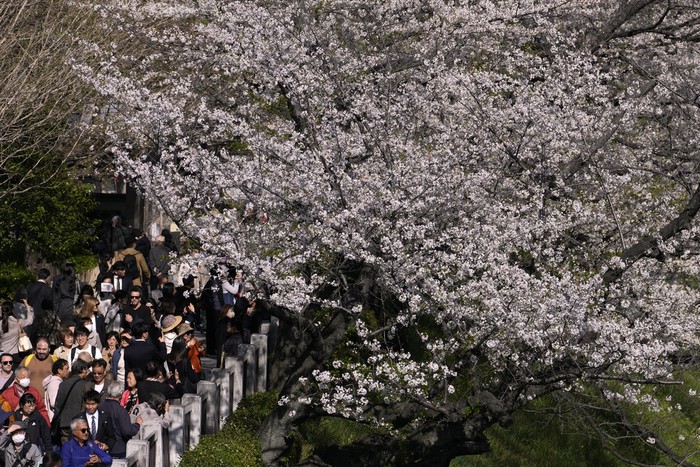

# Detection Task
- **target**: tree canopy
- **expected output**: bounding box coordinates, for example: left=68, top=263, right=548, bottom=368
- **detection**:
left=77, top=0, right=700, bottom=464
left=0, top=0, right=100, bottom=266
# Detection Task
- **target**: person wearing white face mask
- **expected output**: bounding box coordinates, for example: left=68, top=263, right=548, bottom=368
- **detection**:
left=0, top=366, right=50, bottom=425
left=0, top=420, right=43, bottom=466
left=77, top=297, right=106, bottom=350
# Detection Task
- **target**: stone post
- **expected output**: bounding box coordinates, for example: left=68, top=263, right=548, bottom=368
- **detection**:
left=123, top=439, right=149, bottom=466
left=211, top=367, right=233, bottom=417
left=224, top=356, right=244, bottom=412
left=251, top=333, right=268, bottom=392
left=239, top=344, right=257, bottom=395
left=139, top=421, right=165, bottom=467
left=169, top=404, right=184, bottom=462
left=181, top=393, right=201, bottom=447
left=197, top=380, right=220, bottom=434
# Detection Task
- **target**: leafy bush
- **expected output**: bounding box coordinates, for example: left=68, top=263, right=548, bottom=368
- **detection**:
left=179, top=392, right=278, bottom=467
left=0, top=263, right=35, bottom=301
left=301, top=416, right=382, bottom=450
left=179, top=430, right=262, bottom=467
left=66, top=252, right=99, bottom=273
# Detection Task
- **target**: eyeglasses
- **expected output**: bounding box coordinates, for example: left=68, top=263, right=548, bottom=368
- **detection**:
left=78, top=428, right=89, bottom=434
left=1, top=361, right=12, bottom=365
left=93, top=372, right=105, bottom=376
left=23, top=402, right=36, bottom=407
left=130, top=296, right=140, bottom=299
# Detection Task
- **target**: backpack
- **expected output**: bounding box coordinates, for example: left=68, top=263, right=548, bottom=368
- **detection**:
left=123, top=254, right=140, bottom=281
left=23, top=354, right=58, bottom=366
left=71, top=346, right=97, bottom=361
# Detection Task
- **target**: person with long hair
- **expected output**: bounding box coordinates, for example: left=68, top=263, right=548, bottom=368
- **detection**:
left=103, top=331, right=119, bottom=368
left=215, top=304, right=234, bottom=366
left=0, top=300, right=34, bottom=356
left=74, top=285, right=94, bottom=315
left=166, top=336, right=198, bottom=394
left=52, top=327, right=74, bottom=361
left=120, top=368, right=143, bottom=413
left=77, top=296, right=106, bottom=349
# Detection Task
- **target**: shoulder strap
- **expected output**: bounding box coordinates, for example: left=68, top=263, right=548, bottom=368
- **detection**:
left=11, top=442, right=32, bottom=467
left=0, top=376, right=13, bottom=392
left=91, top=346, right=97, bottom=358
left=24, top=354, right=33, bottom=365
left=71, top=347, right=77, bottom=361
left=53, top=377, right=81, bottom=428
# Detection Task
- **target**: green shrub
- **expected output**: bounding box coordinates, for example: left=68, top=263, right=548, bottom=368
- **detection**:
left=221, top=391, right=280, bottom=435
left=179, top=392, right=278, bottom=467
left=301, top=416, right=382, bottom=450
left=179, top=430, right=262, bottom=467
left=66, top=252, right=99, bottom=273
left=0, top=263, right=35, bottom=301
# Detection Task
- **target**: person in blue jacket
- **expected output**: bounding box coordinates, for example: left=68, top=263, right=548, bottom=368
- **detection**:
left=60, top=417, right=112, bottom=466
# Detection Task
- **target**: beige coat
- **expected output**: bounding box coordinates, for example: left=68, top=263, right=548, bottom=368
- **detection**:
left=112, top=247, right=151, bottom=286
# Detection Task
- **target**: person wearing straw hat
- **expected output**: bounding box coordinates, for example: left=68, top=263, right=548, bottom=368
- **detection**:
left=160, top=315, right=182, bottom=354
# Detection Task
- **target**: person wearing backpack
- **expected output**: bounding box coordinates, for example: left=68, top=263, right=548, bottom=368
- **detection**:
left=113, top=237, right=151, bottom=289
left=19, top=338, right=57, bottom=400
left=0, top=420, right=43, bottom=467
left=69, top=327, right=102, bottom=364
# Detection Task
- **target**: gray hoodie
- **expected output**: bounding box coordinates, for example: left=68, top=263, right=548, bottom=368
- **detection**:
left=42, top=374, right=63, bottom=422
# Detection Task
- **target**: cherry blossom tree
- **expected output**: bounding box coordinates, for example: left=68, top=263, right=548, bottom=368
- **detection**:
left=76, top=0, right=700, bottom=463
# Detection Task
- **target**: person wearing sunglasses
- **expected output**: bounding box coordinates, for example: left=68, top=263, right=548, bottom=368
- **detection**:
left=0, top=353, right=14, bottom=392
left=60, top=417, right=112, bottom=466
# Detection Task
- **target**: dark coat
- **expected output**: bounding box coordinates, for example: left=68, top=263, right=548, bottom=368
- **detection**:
left=148, top=244, right=171, bottom=277
left=111, top=273, right=134, bottom=295
left=53, top=275, right=78, bottom=321
left=94, top=314, right=107, bottom=348
left=54, top=375, right=87, bottom=428
left=124, top=339, right=166, bottom=376
left=201, top=278, right=225, bottom=312
left=13, top=408, right=51, bottom=452
left=76, top=408, right=117, bottom=451
left=138, top=379, right=182, bottom=404
left=167, top=357, right=198, bottom=395
left=124, top=304, right=152, bottom=327
left=26, top=281, right=53, bottom=314
left=98, top=398, right=140, bottom=458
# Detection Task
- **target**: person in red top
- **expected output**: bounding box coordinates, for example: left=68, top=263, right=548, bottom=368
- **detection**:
left=0, top=365, right=50, bottom=425
left=177, top=324, right=204, bottom=375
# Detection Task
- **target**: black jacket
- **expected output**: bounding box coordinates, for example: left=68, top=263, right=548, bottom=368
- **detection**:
left=138, top=379, right=182, bottom=404
left=53, top=375, right=87, bottom=428
left=26, top=281, right=53, bottom=314
left=13, top=409, right=51, bottom=452
left=98, top=399, right=140, bottom=458
left=124, top=339, right=166, bottom=376
left=76, top=409, right=117, bottom=452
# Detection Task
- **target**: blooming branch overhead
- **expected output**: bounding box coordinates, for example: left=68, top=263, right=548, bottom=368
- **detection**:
left=76, top=0, right=700, bottom=463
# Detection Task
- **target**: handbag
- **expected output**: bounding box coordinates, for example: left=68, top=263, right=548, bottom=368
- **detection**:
left=17, top=320, right=32, bottom=352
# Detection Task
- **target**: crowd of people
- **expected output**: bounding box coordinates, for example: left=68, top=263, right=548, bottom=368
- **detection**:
left=0, top=216, right=266, bottom=466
